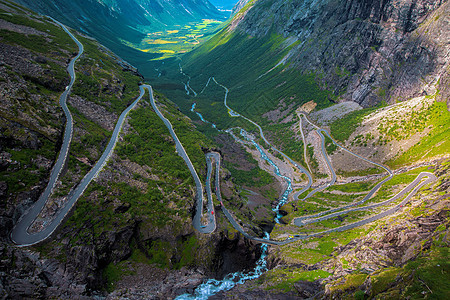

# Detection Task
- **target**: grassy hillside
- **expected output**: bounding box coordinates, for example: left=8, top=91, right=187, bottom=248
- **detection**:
left=0, top=1, right=257, bottom=296
left=156, top=29, right=334, bottom=119
left=226, top=160, right=449, bottom=298
left=151, top=28, right=335, bottom=174
left=0, top=0, right=78, bottom=205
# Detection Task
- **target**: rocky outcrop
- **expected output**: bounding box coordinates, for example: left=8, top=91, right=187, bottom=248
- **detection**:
left=327, top=209, right=448, bottom=277
left=437, top=65, right=450, bottom=109
left=231, top=0, right=251, bottom=15
left=212, top=231, right=262, bottom=278
left=234, top=0, right=450, bottom=107
left=107, top=267, right=205, bottom=299
left=0, top=244, right=95, bottom=299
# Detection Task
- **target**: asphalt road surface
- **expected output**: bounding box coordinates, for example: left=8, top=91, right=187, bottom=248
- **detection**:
left=11, top=22, right=144, bottom=246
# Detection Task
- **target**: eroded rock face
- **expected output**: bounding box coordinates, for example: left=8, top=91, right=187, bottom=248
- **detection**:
left=330, top=210, right=448, bottom=276
left=235, top=0, right=450, bottom=107
left=213, top=231, right=262, bottom=278
left=0, top=244, right=95, bottom=299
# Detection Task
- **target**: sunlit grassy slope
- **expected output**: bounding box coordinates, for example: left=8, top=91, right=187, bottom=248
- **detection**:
left=136, top=19, right=226, bottom=60
left=152, top=29, right=334, bottom=125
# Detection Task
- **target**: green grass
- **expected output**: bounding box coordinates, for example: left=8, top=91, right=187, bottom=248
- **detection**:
left=304, top=143, right=326, bottom=178
left=336, top=167, right=385, bottom=177
left=0, top=12, right=76, bottom=52
left=117, top=91, right=211, bottom=179
left=224, top=160, right=274, bottom=188
left=367, top=166, right=429, bottom=204
left=43, top=31, right=145, bottom=205
left=401, top=246, right=450, bottom=299
left=279, top=237, right=338, bottom=265
left=283, top=248, right=327, bottom=265
left=0, top=29, right=55, bottom=53
left=281, top=201, right=329, bottom=220
left=155, top=30, right=334, bottom=128
left=175, top=235, right=200, bottom=269
left=276, top=224, right=376, bottom=265
left=0, top=6, right=81, bottom=211
left=144, top=240, right=172, bottom=268
left=387, top=101, right=450, bottom=167
left=265, top=269, right=331, bottom=292
left=68, top=105, right=112, bottom=160
left=133, top=19, right=226, bottom=60
left=329, top=273, right=368, bottom=293
left=324, top=134, right=338, bottom=154
left=59, top=88, right=216, bottom=274
left=262, top=119, right=306, bottom=164
left=329, top=107, right=378, bottom=143
left=316, top=210, right=372, bottom=229
left=328, top=181, right=376, bottom=193
left=0, top=135, right=57, bottom=195
left=1, top=11, right=215, bottom=276
left=370, top=267, right=401, bottom=296
left=311, top=190, right=364, bottom=203
left=331, top=238, right=450, bottom=299
left=72, top=34, right=143, bottom=114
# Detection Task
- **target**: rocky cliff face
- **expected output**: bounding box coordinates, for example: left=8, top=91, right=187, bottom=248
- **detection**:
left=231, top=0, right=251, bottom=15
left=226, top=0, right=450, bottom=107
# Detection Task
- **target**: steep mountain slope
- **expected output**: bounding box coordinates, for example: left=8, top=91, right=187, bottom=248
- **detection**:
left=210, top=0, right=239, bottom=11
left=2, top=0, right=449, bottom=298
left=151, top=0, right=449, bottom=184
left=241, top=0, right=449, bottom=107
left=169, top=0, right=449, bottom=109
left=148, top=1, right=450, bottom=297
left=14, top=0, right=227, bottom=64
left=231, top=0, right=250, bottom=15
left=0, top=1, right=266, bottom=298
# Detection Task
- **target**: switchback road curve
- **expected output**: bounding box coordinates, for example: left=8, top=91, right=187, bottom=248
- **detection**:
left=188, top=77, right=437, bottom=245
left=207, top=151, right=436, bottom=245
left=11, top=21, right=144, bottom=246
left=143, top=85, right=216, bottom=234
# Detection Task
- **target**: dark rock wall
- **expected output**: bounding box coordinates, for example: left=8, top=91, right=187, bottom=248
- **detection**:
left=235, top=0, right=449, bottom=107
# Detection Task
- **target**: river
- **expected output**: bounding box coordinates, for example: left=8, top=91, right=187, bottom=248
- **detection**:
left=176, top=105, right=295, bottom=299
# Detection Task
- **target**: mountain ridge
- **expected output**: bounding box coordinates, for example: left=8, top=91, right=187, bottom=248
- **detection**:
left=179, top=0, right=449, bottom=108
left=14, top=0, right=227, bottom=64
left=0, top=1, right=262, bottom=297
left=1, top=0, right=449, bottom=298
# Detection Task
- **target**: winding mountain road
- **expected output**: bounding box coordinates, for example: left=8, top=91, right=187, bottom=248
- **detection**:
left=143, top=85, right=216, bottom=233
left=12, top=27, right=438, bottom=248
left=293, top=113, right=395, bottom=225
left=11, top=21, right=144, bottom=246
left=206, top=150, right=435, bottom=245
left=298, top=115, right=312, bottom=175
left=212, top=77, right=313, bottom=195
left=188, top=77, right=437, bottom=245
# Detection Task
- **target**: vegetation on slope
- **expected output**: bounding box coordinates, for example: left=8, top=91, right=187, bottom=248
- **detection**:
left=1, top=1, right=244, bottom=294
left=157, top=30, right=334, bottom=122
left=229, top=160, right=449, bottom=297
left=151, top=29, right=335, bottom=196
left=0, top=0, right=77, bottom=204
left=387, top=100, right=450, bottom=167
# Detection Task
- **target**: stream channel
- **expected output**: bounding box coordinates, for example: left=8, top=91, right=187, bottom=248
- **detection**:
left=177, top=105, right=293, bottom=299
